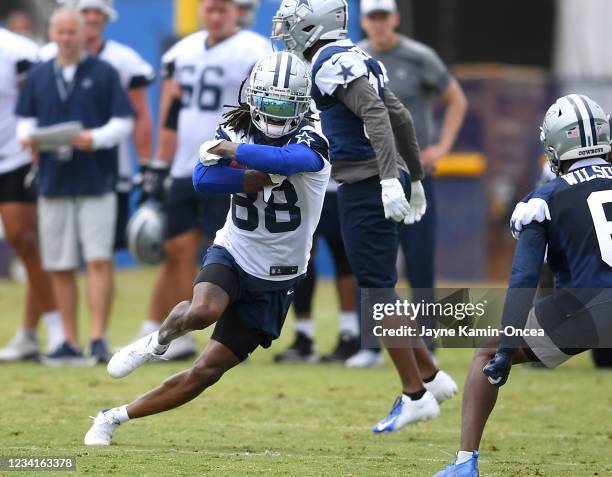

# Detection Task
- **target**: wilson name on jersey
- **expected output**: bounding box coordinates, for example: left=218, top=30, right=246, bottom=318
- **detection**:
left=161, top=30, right=271, bottom=178
left=310, top=39, right=388, bottom=162
left=213, top=122, right=330, bottom=281
left=510, top=158, right=612, bottom=288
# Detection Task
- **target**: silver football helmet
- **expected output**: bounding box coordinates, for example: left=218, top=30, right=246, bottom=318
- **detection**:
left=540, top=94, right=611, bottom=175
left=126, top=202, right=166, bottom=265
left=247, top=51, right=312, bottom=138
left=271, top=0, right=348, bottom=59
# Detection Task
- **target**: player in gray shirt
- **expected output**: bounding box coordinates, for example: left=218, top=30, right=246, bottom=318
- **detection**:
left=348, top=0, right=468, bottom=368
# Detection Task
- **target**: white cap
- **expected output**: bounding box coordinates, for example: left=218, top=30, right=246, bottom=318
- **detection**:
left=360, top=0, right=397, bottom=16
left=76, top=0, right=118, bottom=21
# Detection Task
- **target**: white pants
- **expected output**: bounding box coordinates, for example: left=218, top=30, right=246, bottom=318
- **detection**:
left=38, top=193, right=117, bottom=271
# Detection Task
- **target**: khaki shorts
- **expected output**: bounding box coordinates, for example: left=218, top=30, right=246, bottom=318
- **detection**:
left=38, top=193, right=117, bottom=271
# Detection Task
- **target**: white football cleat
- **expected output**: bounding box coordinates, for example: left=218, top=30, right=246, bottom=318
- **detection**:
left=425, top=370, right=458, bottom=403
left=107, top=331, right=167, bottom=378
left=84, top=411, right=120, bottom=446
left=345, top=349, right=384, bottom=368
left=372, top=390, right=440, bottom=433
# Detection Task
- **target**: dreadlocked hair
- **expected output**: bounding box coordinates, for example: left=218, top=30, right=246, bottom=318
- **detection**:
left=221, top=77, right=252, bottom=135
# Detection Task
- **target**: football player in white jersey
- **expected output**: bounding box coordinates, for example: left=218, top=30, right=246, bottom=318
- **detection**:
left=0, top=28, right=63, bottom=362
left=84, top=52, right=330, bottom=445
left=38, top=0, right=155, bottom=362
left=130, top=0, right=271, bottom=360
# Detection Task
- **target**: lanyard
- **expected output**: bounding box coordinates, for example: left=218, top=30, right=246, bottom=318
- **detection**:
left=53, top=61, right=79, bottom=102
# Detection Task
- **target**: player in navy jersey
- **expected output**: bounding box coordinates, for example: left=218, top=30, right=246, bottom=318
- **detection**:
left=83, top=52, right=331, bottom=446
left=434, top=94, right=612, bottom=477
left=272, top=0, right=458, bottom=432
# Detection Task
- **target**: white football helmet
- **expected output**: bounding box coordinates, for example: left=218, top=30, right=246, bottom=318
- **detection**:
left=540, top=94, right=611, bottom=175
left=271, top=0, right=348, bottom=59
left=247, top=51, right=312, bottom=138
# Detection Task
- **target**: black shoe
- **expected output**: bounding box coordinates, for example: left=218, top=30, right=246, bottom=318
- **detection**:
left=320, top=332, right=360, bottom=363
left=41, top=341, right=93, bottom=366
left=273, top=332, right=318, bottom=363
left=90, top=339, right=111, bottom=364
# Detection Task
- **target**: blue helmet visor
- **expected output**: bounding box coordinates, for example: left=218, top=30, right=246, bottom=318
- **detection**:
left=252, top=93, right=298, bottom=118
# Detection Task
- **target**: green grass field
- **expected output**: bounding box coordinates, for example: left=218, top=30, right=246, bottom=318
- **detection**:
left=0, top=269, right=611, bottom=476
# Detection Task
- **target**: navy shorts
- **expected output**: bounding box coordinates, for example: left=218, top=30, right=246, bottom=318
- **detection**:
left=521, top=289, right=612, bottom=368
left=164, top=177, right=230, bottom=240
left=315, top=192, right=342, bottom=242
left=114, top=191, right=130, bottom=250
left=0, top=163, right=36, bottom=203
left=337, top=171, right=410, bottom=289
left=195, top=245, right=301, bottom=359
left=399, top=175, right=436, bottom=288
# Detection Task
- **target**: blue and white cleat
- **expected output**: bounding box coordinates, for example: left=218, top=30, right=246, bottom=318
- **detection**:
left=372, top=390, right=440, bottom=433
left=84, top=410, right=120, bottom=446
left=433, top=451, right=480, bottom=477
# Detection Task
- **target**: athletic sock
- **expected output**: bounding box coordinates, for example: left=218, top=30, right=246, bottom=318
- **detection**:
left=103, top=405, right=130, bottom=424
left=423, top=370, right=439, bottom=383
left=456, top=451, right=475, bottom=465
left=140, top=319, right=161, bottom=336
left=294, top=319, right=314, bottom=340
left=42, top=311, right=64, bottom=352
left=404, top=388, right=426, bottom=401
left=338, top=311, right=359, bottom=337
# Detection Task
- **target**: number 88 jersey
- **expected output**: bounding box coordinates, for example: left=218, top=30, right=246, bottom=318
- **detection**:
left=213, top=122, right=331, bottom=282
left=161, top=30, right=271, bottom=179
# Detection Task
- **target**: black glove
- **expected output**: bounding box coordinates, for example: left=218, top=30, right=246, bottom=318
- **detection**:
left=136, top=160, right=170, bottom=203
left=482, top=349, right=513, bottom=387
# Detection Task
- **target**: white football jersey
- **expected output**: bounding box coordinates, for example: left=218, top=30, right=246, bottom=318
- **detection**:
left=0, top=28, right=39, bottom=174
left=40, top=40, right=155, bottom=190
left=213, top=122, right=331, bottom=281
left=161, top=29, right=271, bottom=178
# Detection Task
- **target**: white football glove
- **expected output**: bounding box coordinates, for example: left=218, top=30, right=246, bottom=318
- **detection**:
left=404, top=180, right=427, bottom=224
left=263, top=174, right=286, bottom=202
left=198, top=139, right=223, bottom=166
left=380, top=178, right=411, bottom=223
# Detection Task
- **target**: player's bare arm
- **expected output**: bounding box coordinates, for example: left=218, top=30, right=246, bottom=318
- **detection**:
left=127, top=87, right=153, bottom=160
left=421, top=79, right=468, bottom=169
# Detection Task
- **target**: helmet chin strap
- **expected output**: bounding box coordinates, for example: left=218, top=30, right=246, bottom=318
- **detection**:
left=546, top=147, right=561, bottom=175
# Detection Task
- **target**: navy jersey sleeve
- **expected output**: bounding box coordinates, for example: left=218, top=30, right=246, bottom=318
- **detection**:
left=15, top=68, right=39, bottom=117
left=499, top=223, right=547, bottom=350
left=107, top=67, right=134, bottom=118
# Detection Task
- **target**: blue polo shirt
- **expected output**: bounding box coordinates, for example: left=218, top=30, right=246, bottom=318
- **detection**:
left=16, top=55, right=133, bottom=197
